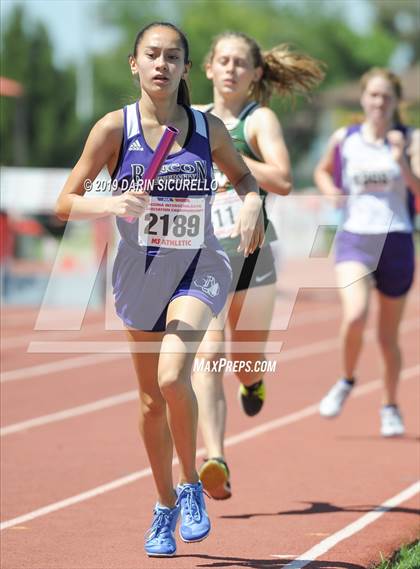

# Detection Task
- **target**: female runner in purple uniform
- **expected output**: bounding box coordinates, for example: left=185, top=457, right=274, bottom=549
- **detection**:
left=316, top=68, right=420, bottom=436
left=56, top=22, right=264, bottom=557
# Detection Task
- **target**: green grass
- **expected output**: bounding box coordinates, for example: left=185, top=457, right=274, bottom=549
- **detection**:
left=375, top=541, right=420, bottom=569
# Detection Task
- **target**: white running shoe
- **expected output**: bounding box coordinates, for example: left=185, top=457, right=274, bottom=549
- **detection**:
left=319, top=379, right=354, bottom=418
left=380, top=406, right=405, bottom=437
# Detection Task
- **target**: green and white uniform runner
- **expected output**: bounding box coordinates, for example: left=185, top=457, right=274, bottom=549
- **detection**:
left=208, top=101, right=278, bottom=257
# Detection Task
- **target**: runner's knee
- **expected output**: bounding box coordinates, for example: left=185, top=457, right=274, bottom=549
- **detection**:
left=377, top=329, right=399, bottom=353
left=343, top=310, right=368, bottom=333
left=158, top=367, right=190, bottom=399
left=139, top=392, right=166, bottom=419
left=195, top=341, right=226, bottom=364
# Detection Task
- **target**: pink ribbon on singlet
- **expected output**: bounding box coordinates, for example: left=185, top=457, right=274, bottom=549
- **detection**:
left=126, top=125, right=179, bottom=223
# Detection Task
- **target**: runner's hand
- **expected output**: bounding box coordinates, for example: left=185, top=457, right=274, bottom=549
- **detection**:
left=231, top=193, right=265, bottom=257
left=325, top=190, right=345, bottom=210
left=110, top=191, right=149, bottom=218
left=387, top=130, right=405, bottom=163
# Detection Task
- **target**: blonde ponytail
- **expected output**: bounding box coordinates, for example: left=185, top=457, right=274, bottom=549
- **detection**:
left=204, top=32, right=326, bottom=106
left=256, top=44, right=326, bottom=105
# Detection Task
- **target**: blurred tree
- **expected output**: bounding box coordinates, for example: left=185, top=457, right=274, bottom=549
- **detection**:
left=183, top=0, right=396, bottom=171
left=91, top=1, right=162, bottom=119
left=182, top=0, right=397, bottom=98
left=0, top=5, right=83, bottom=167
left=373, top=0, right=419, bottom=61
left=90, top=0, right=399, bottom=184
left=182, top=0, right=282, bottom=104
left=1, top=0, right=405, bottom=178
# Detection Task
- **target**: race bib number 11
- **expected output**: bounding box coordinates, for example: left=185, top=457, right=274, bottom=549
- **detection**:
left=138, top=196, right=205, bottom=249
left=212, top=189, right=243, bottom=239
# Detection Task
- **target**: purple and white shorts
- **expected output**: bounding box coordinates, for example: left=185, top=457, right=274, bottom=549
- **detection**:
left=335, top=230, right=415, bottom=297
left=112, top=240, right=232, bottom=331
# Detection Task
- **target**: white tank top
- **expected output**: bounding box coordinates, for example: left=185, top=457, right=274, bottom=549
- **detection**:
left=338, top=125, right=413, bottom=234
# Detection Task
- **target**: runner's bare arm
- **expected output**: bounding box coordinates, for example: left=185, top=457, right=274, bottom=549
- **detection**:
left=409, top=129, right=420, bottom=178
left=391, top=128, right=420, bottom=196
left=314, top=128, right=347, bottom=197
left=244, top=107, right=292, bottom=195
left=55, top=111, right=149, bottom=220
left=207, top=114, right=264, bottom=255
left=208, top=114, right=259, bottom=198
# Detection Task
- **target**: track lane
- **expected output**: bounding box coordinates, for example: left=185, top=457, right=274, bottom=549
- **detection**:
left=1, top=316, right=418, bottom=521
left=1, top=282, right=419, bottom=568
left=1, top=365, right=418, bottom=568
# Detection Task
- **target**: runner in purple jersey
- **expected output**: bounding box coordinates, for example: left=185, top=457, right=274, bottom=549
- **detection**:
left=315, top=68, right=420, bottom=437
left=112, top=101, right=233, bottom=331
left=56, top=22, right=264, bottom=558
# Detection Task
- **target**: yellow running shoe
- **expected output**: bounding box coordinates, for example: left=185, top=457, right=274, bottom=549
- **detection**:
left=199, top=458, right=231, bottom=500
left=239, top=379, right=265, bottom=416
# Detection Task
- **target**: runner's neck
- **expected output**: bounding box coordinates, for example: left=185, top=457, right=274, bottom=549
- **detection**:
left=212, top=92, right=252, bottom=124
left=362, top=120, right=392, bottom=144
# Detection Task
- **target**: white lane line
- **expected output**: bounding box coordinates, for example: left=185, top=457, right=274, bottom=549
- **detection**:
left=0, top=353, right=126, bottom=383
left=2, top=292, right=417, bottom=332
left=1, top=365, right=418, bottom=530
left=0, top=391, right=138, bottom=436
left=0, top=467, right=153, bottom=531
left=1, top=306, right=340, bottom=350
left=3, top=316, right=418, bottom=385
left=1, top=316, right=418, bottom=435
left=279, top=481, right=420, bottom=569
left=219, top=365, right=418, bottom=447
left=2, top=305, right=334, bottom=351
left=2, top=321, right=111, bottom=350
left=280, top=317, right=418, bottom=362
left=26, top=340, right=284, bottom=353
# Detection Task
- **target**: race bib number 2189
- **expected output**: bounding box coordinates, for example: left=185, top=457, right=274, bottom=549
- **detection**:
left=138, top=196, right=205, bottom=249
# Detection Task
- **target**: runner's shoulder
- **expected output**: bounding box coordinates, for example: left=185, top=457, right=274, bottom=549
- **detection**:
left=247, top=106, right=282, bottom=138
left=329, top=126, right=350, bottom=148
left=90, top=110, right=124, bottom=148
left=192, top=103, right=214, bottom=113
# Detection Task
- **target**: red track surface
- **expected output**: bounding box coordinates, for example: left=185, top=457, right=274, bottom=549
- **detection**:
left=1, top=260, right=419, bottom=569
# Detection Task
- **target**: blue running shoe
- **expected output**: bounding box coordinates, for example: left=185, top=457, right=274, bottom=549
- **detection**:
left=176, top=481, right=211, bottom=543
left=145, top=503, right=179, bottom=557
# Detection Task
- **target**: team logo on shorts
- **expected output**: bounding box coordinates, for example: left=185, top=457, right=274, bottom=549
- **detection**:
left=193, top=275, right=220, bottom=298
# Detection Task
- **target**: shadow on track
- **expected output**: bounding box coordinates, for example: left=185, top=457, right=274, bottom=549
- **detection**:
left=220, top=501, right=419, bottom=519
left=175, top=553, right=365, bottom=568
